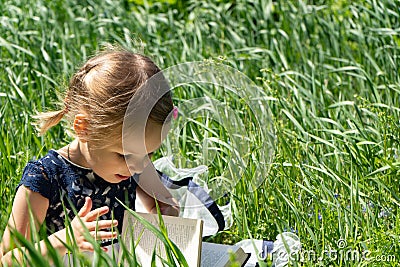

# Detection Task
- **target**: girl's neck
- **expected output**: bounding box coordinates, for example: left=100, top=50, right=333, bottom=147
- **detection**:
left=60, top=139, right=91, bottom=169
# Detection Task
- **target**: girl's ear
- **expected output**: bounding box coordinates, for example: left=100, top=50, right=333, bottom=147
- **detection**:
left=73, top=114, right=89, bottom=142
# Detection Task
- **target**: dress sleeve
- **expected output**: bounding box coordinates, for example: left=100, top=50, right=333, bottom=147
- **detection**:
left=17, top=161, right=52, bottom=200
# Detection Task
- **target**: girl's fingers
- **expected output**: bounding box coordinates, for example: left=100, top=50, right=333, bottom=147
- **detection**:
left=86, top=220, right=118, bottom=231
left=78, top=235, right=116, bottom=252
left=79, top=241, right=95, bottom=252
left=78, top=197, right=92, bottom=217
left=90, top=230, right=118, bottom=240
left=84, top=206, right=109, bottom=221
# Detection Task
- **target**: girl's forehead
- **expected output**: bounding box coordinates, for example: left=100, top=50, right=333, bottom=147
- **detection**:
left=121, top=140, right=161, bottom=156
left=120, top=121, right=166, bottom=154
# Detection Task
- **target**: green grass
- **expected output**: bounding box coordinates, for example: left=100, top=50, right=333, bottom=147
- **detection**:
left=1, top=0, right=399, bottom=266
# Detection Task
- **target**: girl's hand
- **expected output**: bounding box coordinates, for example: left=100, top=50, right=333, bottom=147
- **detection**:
left=151, top=198, right=180, bottom=217
left=160, top=204, right=180, bottom=217
left=70, top=197, right=118, bottom=252
left=0, top=197, right=119, bottom=265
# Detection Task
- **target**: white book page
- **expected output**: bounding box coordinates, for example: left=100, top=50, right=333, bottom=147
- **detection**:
left=120, top=212, right=203, bottom=267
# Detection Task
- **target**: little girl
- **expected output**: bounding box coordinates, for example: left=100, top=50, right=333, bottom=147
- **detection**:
left=0, top=48, right=179, bottom=265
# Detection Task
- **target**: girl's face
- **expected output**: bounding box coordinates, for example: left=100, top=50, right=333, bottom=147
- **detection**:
left=83, top=121, right=165, bottom=183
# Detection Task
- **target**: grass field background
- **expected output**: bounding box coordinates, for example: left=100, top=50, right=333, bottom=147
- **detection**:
left=0, top=0, right=399, bottom=265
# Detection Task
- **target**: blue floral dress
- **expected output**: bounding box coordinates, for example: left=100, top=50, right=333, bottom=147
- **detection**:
left=17, top=150, right=138, bottom=245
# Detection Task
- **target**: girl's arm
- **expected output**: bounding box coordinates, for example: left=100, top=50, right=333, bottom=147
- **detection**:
left=136, top=163, right=179, bottom=216
left=0, top=187, right=117, bottom=266
left=1, top=185, right=49, bottom=254
left=0, top=186, right=64, bottom=265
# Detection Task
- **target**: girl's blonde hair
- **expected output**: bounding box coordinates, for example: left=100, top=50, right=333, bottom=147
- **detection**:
left=34, top=48, right=173, bottom=145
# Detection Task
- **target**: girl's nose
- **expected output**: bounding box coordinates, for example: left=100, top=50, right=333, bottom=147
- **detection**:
left=128, top=161, right=144, bottom=174
left=127, top=156, right=151, bottom=174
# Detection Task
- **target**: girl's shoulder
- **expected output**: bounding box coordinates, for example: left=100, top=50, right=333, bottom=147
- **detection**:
left=25, top=150, right=90, bottom=177
left=19, top=150, right=92, bottom=199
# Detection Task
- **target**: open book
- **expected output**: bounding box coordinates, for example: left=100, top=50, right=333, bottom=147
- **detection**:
left=120, top=211, right=249, bottom=267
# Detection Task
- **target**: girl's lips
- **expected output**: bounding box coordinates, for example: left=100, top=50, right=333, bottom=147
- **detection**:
left=115, top=174, right=130, bottom=180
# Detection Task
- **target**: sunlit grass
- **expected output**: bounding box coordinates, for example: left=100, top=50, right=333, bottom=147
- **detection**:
left=1, top=0, right=399, bottom=265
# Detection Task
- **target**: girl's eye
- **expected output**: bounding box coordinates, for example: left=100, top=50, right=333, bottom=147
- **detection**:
left=118, top=152, right=153, bottom=160
left=118, top=153, right=131, bottom=159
